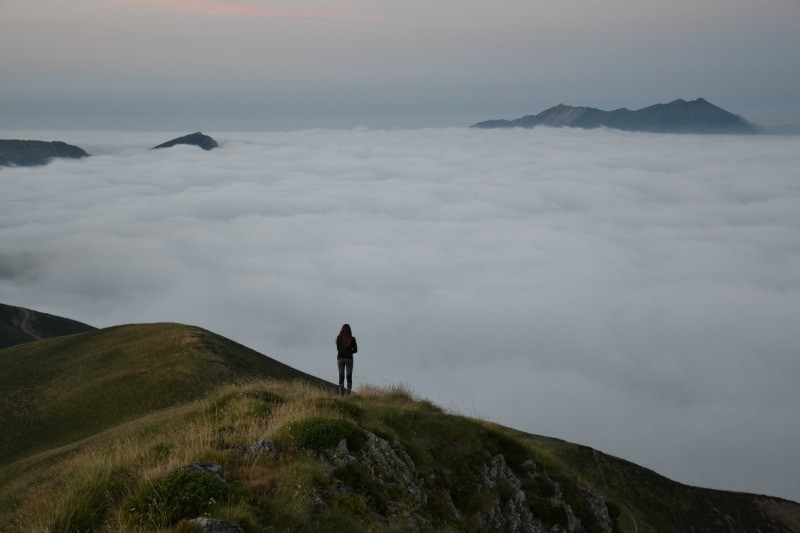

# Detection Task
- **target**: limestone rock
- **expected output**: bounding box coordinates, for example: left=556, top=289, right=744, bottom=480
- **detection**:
left=250, top=437, right=277, bottom=456
left=188, top=517, right=243, bottom=533
left=184, top=461, right=224, bottom=480
left=322, top=430, right=428, bottom=524
left=478, top=454, right=613, bottom=533
left=360, top=430, right=426, bottom=506
left=479, top=454, right=536, bottom=532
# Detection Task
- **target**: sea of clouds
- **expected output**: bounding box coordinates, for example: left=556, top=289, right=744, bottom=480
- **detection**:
left=1, top=127, right=799, bottom=501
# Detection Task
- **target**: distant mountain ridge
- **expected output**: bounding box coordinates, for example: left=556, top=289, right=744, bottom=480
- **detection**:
left=0, top=139, right=89, bottom=167
left=152, top=131, right=218, bottom=150
left=0, top=302, right=96, bottom=349
left=0, top=132, right=219, bottom=168
left=472, top=98, right=759, bottom=134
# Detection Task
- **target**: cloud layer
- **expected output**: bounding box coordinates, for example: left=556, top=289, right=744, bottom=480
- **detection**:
left=2, top=127, right=799, bottom=501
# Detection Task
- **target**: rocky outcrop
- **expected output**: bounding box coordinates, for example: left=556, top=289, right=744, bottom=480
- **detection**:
left=188, top=517, right=243, bottom=533
left=477, top=455, right=613, bottom=533
left=472, top=98, right=759, bottom=134
left=479, top=454, right=537, bottom=531
left=317, top=428, right=612, bottom=533
left=0, top=139, right=89, bottom=167
left=152, top=132, right=218, bottom=151
left=320, top=430, right=432, bottom=530
left=184, top=461, right=225, bottom=480
left=249, top=437, right=278, bottom=456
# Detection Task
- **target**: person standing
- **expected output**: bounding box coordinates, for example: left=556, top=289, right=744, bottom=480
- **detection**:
left=336, top=323, right=358, bottom=395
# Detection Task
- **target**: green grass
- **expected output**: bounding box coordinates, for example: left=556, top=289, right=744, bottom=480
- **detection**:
left=275, top=416, right=365, bottom=453
left=0, top=323, right=332, bottom=465
left=1, top=325, right=797, bottom=532
left=1, top=380, right=798, bottom=532
left=511, top=431, right=794, bottom=532
left=126, top=468, right=228, bottom=527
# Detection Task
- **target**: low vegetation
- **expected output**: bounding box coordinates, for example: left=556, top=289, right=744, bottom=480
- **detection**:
left=0, top=380, right=600, bottom=531
left=1, top=321, right=797, bottom=531
left=2, top=378, right=794, bottom=532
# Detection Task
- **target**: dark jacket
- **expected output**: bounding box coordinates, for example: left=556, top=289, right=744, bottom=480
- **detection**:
left=336, top=336, right=358, bottom=360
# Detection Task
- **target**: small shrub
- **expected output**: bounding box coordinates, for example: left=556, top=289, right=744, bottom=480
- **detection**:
left=521, top=471, right=569, bottom=527
left=310, top=397, right=365, bottom=419
left=277, top=417, right=365, bottom=453
left=496, top=478, right=519, bottom=502
left=312, top=507, right=370, bottom=532
left=358, top=383, right=417, bottom=401
left=522, top=477, right=556, bottom=499
left=483, top=429, right=531, bottom=470
left=127, top=469, right=227, bottom=526
left=528, top=496, right=569, bottom=528
left=304, top=418, right=363, bottom=452
left=151, top=441, right=173, bottom=459
left=449, top=462, right=492, bottom=514
left=240, top=389, right=284, bottom=404
left=241, top=397, right=272, bottom=417
left=175, top=519, right=198, bottom=532
left=333, top=464, right=389, bottom=514
left=606, top=499, right=623, bottom=532
left=426, top=490, right=460, bottom=524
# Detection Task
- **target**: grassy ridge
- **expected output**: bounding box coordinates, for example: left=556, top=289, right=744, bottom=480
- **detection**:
left=514, top=431, right=797, bottom=532
left=2, top=379, right=797, bottom=532
left=0, top=323, right=330, bottom=464
left=1, top=322, right=798, bottom=531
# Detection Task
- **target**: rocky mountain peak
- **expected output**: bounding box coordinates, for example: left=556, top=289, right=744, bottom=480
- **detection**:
left=152, top=132, right=219, bottom=151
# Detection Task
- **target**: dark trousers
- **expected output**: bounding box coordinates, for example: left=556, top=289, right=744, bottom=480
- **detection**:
left=337, top=358, right=353, bottom=393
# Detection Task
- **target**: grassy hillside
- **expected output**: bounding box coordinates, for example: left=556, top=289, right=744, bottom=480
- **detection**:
left=0, top=323, right=798, bottom=532
left=514, top=431, right=800, bottom=532
left=0, top=322, right=330, bottom=464
left=0, top=302, right=96, bottom=349
left=1, top=380, right=798, bottom=532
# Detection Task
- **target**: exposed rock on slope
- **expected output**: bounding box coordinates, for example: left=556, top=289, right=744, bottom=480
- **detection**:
left=152, top=132, right=219, bottom=150
left=472, top=98, right=759, bottom=134
left=0, top=139, right=89, bottom=167
left=316, top=427, right=613, bottom=532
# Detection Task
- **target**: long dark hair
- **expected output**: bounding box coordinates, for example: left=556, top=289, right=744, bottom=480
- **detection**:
left=337, top=323, right=353, bottom=348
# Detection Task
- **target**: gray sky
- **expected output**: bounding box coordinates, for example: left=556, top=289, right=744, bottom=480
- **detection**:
left=2, top=0, right=800, bottom=129
left=1, top=128, right=799, bottom=502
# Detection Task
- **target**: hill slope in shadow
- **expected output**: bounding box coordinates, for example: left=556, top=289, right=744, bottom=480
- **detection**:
left=0, top=302, right=96, bottom=349
left=0, top=322, right=331, bottom=464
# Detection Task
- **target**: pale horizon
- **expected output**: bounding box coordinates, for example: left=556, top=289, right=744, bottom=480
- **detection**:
left=2, top=0, right=799, bottom=130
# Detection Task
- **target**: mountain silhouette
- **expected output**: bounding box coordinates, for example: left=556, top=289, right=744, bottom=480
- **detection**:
left=152, top=132, right=219, bottom=150
left=0, top=139, right=89, bottom=167
left=473, top=98, right=759, bottom=134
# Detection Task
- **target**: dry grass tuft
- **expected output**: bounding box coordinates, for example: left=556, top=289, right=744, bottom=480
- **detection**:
left=2, top=378, right=348, bottom=531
